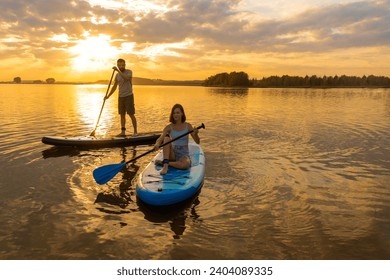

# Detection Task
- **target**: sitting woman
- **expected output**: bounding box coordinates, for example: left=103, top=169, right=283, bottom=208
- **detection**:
left=154, top=104, right=200, bottom=175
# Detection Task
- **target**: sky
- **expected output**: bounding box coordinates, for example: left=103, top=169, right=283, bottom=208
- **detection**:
left=0, top=0, right=389, bottom=82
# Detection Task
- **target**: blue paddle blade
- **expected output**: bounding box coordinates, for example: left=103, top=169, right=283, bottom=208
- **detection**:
left=93, top=162, right=126, bottom=185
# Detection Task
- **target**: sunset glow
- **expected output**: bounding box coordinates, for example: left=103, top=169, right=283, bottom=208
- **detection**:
left=0, top=0, right=389, bottom=82
left=70, top=34, right=119, bottom=72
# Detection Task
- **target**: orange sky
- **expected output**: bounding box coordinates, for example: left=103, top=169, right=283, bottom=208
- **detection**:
left=1, top=0, right=389, bottom=82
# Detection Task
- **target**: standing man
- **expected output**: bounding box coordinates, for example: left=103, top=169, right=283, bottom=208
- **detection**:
left=105, top=58, right=138, bottom=137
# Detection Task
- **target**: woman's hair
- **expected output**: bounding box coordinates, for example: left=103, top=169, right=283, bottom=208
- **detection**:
left=169, top=103, right=186, bottom=123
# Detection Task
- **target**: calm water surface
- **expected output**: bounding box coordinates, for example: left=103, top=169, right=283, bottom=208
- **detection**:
left=0, top=84, right=389, bottom=259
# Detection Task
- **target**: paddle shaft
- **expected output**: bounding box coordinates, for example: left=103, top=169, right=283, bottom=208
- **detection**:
left=90, top=69, right=116, bottom=136
left=124, top=123, right=205, bottom=166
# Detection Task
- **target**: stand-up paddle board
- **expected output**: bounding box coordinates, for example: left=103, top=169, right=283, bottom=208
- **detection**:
left=42, top=132, right=160, bottom=148
left=136, top=142, right=205, bottom=206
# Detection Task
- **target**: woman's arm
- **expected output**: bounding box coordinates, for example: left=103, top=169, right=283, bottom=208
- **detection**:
left=154, top=125, right=170, bottom=150
left=189, top=123, right=200, bottom=144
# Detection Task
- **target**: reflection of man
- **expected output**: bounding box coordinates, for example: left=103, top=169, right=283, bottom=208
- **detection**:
left=105, top=58, right=138, bottom=137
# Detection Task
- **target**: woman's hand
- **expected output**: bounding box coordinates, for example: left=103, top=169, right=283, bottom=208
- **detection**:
left=191, top=124, right=200, bottom=144
left=192, top=124, right=199, bottom=134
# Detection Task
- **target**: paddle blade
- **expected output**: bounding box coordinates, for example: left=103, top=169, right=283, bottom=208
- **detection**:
left=93, top=162, right=126, bottom=185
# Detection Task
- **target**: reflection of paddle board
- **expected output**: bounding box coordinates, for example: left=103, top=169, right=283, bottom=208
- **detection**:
left=136, top=142, right=205, bottom=206
left=42, top=133, right=160, bottom=147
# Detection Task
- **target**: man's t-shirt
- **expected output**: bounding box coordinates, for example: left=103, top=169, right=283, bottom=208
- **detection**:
left=116, top=69, right=133, bottom=97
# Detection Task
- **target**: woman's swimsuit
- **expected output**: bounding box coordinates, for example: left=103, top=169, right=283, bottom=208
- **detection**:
left=170, top=124, right=190, bottom=161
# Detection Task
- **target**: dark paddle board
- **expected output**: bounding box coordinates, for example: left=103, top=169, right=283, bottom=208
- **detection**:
left=42, top=133, right=160, bottom=148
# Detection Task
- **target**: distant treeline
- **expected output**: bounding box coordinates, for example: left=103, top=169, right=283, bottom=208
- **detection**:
left=204, top=72, right=390, bottom=88
left=11, top=77, right=56, bottom=84
left=252, top=74, right=390, bottom=87
left=204, top=72, right=250, bottom=87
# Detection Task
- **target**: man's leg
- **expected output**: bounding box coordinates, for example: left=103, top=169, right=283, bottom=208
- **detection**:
left=120, top=113, right=126, bottom=136
left=129, top=114, right=137, bottom=136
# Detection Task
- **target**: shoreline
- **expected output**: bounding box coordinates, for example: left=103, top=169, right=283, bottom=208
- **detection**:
left=1, top=82, right=389, bottom=88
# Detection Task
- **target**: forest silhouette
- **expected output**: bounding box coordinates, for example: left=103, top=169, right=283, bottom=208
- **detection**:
left=204, top=72, right=390, bottom=88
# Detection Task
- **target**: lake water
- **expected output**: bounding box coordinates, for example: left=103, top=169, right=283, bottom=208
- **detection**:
left=0, top=84, right=389, bottom=259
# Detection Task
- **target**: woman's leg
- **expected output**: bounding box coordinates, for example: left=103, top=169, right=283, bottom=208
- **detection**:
left=160, top=135, right=174, bottom=175
left=169, top=157, right=191, bottom=170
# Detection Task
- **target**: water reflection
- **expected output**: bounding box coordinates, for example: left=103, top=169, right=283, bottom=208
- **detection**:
left=94, top=147, right=139, bottom=211
left=138, top=193, right=202, bottom=239
left=42, top=146, right=81, bottom=158
left=208, top=87, right=248, bottom=96
left=73, top=84, right=109, bottom=131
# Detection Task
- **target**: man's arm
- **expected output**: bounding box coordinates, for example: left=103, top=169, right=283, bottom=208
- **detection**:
left=105, top=79, right=118, bottom=99
left=114, top=67, right=132, bottom=81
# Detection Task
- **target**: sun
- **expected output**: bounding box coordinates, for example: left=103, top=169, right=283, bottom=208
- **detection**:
left=70, top=34, right=119, bottom=72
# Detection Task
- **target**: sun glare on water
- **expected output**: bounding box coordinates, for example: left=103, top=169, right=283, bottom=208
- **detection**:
left=70, top=34, right=119, bottom=72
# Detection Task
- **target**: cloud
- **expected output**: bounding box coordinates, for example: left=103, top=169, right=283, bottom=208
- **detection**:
left=273, top=1, right=390, bottom=50
left=0, top=0, right=389, bottom=80
left=119, top=0, right=390, bottom=54
left=197, top=1, right=390, bottom=52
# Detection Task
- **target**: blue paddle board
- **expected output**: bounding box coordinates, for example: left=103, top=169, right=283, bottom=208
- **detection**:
left=136, top=142, right=205, bottom=206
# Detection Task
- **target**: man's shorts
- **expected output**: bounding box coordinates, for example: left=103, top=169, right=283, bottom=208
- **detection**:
left=118, top=95, right=135, bottom=115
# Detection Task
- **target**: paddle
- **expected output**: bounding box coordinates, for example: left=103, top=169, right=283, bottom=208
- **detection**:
left=89, top=68, right=116, bottom=137
left=93, top=123, right=205, bottom=185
